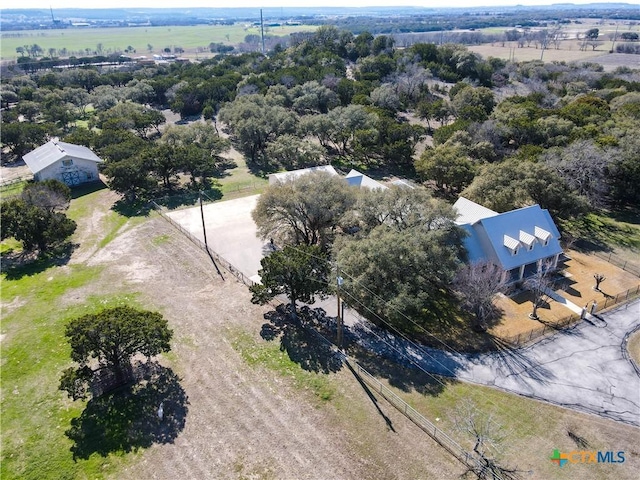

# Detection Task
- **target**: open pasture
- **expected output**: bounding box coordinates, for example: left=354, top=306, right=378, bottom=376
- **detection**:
left=1, top=24, right=316, bottom=61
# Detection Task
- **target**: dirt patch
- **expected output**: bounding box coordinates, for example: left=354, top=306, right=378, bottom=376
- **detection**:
left=0, top=160, right=31, bottom=182
left=71, top=188, right=122, bottom=264
left=79, top=214, right=465, bottom=480
left=490, top=249, right=640, bottom=341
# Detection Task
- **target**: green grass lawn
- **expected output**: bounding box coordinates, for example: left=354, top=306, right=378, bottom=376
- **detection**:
left=562, top=208, right=640, bottom=265
left=0, top=187, right=148, bottom=480
left=217, top=155, right=268, bottom=200
left=2, top=24, right=316, bottom=60
left=0, top=260, right=142, bottom=479
left=0, top=180, right=29, bottom=197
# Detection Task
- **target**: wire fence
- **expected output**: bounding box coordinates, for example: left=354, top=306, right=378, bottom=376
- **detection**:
left=591, top=251, right=640, bottom=278
left=151, top=197, right=494, bottom=476
left=500, top=313, right=580, bottom=348
left=349, top=360, right=495, bottom=476
left=592, top=284, right=640, bottom=313
left=501, top=284, right=640, bottom=347
left=0, top=174, right=32, bottom=188
left=150, top=200, right=256, bottom=287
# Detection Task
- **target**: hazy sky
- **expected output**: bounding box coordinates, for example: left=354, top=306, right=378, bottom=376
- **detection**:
left=12, top=1, right=631, bottom=10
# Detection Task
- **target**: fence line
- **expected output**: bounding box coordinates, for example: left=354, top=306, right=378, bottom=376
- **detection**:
left=151, top=201, right=256, bottom=287
left=0, top=174, right=32, bottom=188
left=593, top=284, right=640, bottom=313
left=500, top=313, right=579, bottom=348
left=501, top=284, right=640, bottom=347
left=591, top=251, right=640, bottom=278
left=152, top=197, right=496, bottom=476
left=350, top=360, right=499, bottom=477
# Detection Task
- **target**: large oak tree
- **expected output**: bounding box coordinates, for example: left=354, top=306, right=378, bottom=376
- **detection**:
left=59, top=306, right=173, bottom=399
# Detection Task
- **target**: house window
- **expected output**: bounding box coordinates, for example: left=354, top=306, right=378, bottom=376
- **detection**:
left=543, top=238, right=549, bottom=247
left=62, top=159, right=73, bottom=167
left=528, top=243, right=534, bottom=251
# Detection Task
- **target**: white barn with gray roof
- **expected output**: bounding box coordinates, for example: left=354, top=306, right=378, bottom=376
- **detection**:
left=454, top=197, right=563, bottom=283
left=23, top=140, right=102, bottom=187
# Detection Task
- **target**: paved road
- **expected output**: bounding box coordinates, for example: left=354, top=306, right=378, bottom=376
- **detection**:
left=338, top=298, right=640, bottom=426
left=165, top=195, right=268, bottom=283
left=165, top=196, right=640, bottom=426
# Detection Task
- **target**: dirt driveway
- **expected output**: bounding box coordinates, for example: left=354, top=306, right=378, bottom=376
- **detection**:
left=79, top=196, right=463, bottom=479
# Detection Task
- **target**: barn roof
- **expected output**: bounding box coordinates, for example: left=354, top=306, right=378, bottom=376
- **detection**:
left=23, top=140, right=102, bottom=174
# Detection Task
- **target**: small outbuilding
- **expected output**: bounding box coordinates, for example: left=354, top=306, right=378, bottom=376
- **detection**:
left=23, top=139, right=102, bottom=187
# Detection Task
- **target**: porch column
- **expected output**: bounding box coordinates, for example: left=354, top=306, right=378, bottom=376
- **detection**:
left=518, top=264, right=525, bottom=280
left=552, top=253, right=559, bottom=268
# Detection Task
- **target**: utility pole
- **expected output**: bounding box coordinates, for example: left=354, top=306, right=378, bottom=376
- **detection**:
left=336, top=270, right=344, bottom=349
left=611, top=24, right=619, bottom=53
left=260, top=9, right=265, bottom=55
left=199, top=191, right=209, bottom=251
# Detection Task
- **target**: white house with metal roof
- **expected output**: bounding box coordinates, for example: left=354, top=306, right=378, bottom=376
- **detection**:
left=23, top=140, right=102, bottom=187
left=268, top=166, right=387, bottom=190
left=268, top=165, right=338, bottom=185
left=344, top=169, right=388, bottom=190
left=454, top=197, right=563, bottom=283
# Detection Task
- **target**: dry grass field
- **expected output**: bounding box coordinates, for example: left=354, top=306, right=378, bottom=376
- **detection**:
left=628, top=329, right=640, bottom=367
left=2, top=182, right=639, bottom=479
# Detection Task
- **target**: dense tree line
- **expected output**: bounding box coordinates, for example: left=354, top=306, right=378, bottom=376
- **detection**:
left=1, top=22, right=638, bottom=342
left=1, top=24, right=638, bottom=237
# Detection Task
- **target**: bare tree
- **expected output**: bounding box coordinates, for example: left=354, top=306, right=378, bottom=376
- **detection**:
left=453, top=400, right=523, bottom=480
left=593, top=274, right=606, bottom=291
left=524, top=263, right=555, bottom=320
left=543, top=140, right=612, bottom=207
left=453, top=261, right=508, bottom=331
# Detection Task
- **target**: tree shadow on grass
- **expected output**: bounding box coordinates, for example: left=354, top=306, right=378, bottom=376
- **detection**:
left=111, top=199, right=152, bottom=218
left=260, top=304, right=343, bottom=374
left=66, top=362, right=188, bottom=461
left=153, top=187, right=223, bottom=211
left=70, top=180, right=107, bottom=199
left=348, top=342, right=456, bottom=397
left=1, top=242, right=76, bottom=280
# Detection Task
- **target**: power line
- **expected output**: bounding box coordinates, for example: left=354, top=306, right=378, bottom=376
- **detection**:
left=281, top=243, right=625, bottom=444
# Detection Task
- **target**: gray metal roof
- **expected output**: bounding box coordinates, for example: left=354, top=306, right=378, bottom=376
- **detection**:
left=344, top=169, right=388, bottom=190
left=268, top=165, right=338, bottom=184
left=453, top=197, right=498, bottom=225
left=23, top=140, right=102, bottom=174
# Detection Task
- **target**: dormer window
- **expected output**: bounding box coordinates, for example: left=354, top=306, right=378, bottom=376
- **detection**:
left=519, top=230, right=536, bottom=251
left=534, top=226, right=551, bottom=247
left=504, top=235, right=520, bottom=255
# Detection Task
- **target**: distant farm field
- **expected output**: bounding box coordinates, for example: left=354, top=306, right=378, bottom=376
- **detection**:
left=1, top=24, right=317, bottom=61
